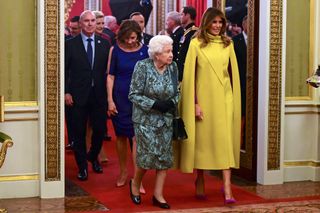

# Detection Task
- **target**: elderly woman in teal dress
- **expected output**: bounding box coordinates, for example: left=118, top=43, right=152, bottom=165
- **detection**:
left=128, top=35, right=179, bottom=209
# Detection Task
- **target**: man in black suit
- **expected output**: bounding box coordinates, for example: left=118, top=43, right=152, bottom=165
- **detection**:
left=166, top=11, right=184, bottom=63
left=65, top=15, right=81, bottom=150
left=65, top=10, right=111, bottom=181
left=65, top=16, right=81, bottom=41
left=130, top=12, right=153, bottom=45
left=176, top=6, right=198, bottom=81
left=233, top=15, right=247, bottom=148
left=103, top=15, right=118, bottom=45
left=226, top=0, right=248, bottom=27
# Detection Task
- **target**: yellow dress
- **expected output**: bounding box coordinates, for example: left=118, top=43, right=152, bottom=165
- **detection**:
left=174, top=35, right=241, bottom=173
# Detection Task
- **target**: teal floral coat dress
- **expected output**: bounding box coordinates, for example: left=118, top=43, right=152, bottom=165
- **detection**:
left=129, top=58, right=179, bottom=170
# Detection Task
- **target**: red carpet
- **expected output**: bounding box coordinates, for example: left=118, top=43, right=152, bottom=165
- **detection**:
left=65, top=121, right=266, bottom=212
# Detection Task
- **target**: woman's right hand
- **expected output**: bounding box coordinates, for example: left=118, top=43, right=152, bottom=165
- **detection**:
left=108, top=101, right=118, bottom=116
left=195, top=104, right=204, bottom=120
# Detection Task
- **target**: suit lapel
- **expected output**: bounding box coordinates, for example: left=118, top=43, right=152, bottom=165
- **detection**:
left=239, top=34, right=247, bottom=56
left=199, top=47, right=224, bottom=85
left=93, top=35, right=99, bottom=70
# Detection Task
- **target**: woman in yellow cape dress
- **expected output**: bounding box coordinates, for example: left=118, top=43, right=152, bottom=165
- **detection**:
left=175, top=7, right=241, bottom=203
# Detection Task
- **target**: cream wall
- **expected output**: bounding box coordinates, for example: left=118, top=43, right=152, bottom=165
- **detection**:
left=0, top=107, right=39, bottom=198
left=0, top=0, right=65, bottom=199
left=283, top=0, right=320, bottom=182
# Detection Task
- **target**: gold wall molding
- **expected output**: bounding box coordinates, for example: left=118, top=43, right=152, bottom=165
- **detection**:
left=267, top=0, right=283, bottom=171
left=284, top=161, right=320, bottom=167
left=5, top=110, right=39, bottom=114
left=0, top=96, right=3, bottom=122
left=4, top=101, right=38, bottom=107
left=285, top=104, right=320, bottom=108
left=285, top=111, right=320, bottom=115
left=44, top=0, right=61, bottom=181
left=0, top=174, right=39, bottom=182
left=3, top=118, right=38, bottom=122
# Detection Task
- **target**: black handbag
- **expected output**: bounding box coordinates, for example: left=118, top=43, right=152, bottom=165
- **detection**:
left=170, top=65, right=188, bottom=140
left=172, top=110, right=188, bottom=140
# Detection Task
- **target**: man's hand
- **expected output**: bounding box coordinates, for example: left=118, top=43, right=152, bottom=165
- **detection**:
left=65, top=93, right=74, bottom=106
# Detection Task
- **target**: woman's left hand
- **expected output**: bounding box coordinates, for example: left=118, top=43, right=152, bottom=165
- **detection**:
left=195, top=104, right=204, bottom=120
left=108, top=101, right=118, bottom=116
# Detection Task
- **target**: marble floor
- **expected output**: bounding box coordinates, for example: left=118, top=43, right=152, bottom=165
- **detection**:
left=0, top=176, right=319, bottom=213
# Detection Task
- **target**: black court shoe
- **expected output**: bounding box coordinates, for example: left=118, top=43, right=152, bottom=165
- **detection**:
left=77, top=169, right=88, bottom=181
left=90, top=160, right=103, bottom=173
left=129, top=180, right=141, bottom=205
left=152, top=196, right=170, bottom=209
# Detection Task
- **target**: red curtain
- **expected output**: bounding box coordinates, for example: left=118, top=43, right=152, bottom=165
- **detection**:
left=186, top=0, right=207, bottom=26
left=101, top=0, right=112, bottom=16
left=66, top=0, right=84, bottom=24
left=176, top=0, right=181, bottom=12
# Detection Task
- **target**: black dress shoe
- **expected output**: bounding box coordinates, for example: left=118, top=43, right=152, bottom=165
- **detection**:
left=90, top=160, right=103, bottom=173
left=77, top=169, right=88, bottom=181
left=129, top=179, right=141, bottom=205
left=65, top=141, right=74, bottom=150
left=152, top=196, right=170, bottom=209
left=103, top=134, right=112, bottom=141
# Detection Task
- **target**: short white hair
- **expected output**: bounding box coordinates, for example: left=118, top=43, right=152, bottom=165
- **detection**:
left=104, top=15, right=116, bottom=27
left=80, top=10, right=95, bottom=21
left=166, top=11, right=181, bottom=25
left=148, top=35, right=173, bottom=60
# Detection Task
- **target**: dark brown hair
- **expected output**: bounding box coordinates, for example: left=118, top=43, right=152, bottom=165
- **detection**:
left=196, top=7, right=230, bottom=48
left=117, top=19, right=142, bottom=44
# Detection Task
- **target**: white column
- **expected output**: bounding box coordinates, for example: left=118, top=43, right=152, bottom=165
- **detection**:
left=39, top=0, right=65, bottom=198
left=257, top=0, right=286, bottom=185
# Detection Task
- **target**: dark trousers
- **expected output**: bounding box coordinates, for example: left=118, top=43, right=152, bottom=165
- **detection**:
left=65, top=105, right=74, bottom=144
left=71, top=88, right=107, bottom=170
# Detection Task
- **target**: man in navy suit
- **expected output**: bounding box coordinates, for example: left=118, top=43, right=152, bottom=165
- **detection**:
left=233, top=15, right=247, bottom=148
left=65, top=10, right=111, bottom=180
left=130, top=12, right=153, bottom=45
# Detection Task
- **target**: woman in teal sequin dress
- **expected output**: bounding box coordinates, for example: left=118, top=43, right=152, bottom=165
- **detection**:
left=128, top=35, right=179, bottom=208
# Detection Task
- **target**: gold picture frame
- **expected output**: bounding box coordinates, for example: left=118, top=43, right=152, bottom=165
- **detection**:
left=0, top=96, right=4, bottom=122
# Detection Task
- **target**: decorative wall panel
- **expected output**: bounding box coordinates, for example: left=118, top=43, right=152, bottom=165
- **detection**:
left=45, top=0, right=61, bottom=181
left=267, top=0, right=283, bottom=170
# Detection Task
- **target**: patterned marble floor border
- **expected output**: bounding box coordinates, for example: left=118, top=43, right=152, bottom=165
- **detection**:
left=142, top=199, right=320, bottom=213
left=0, top=196, right=108, bottom=213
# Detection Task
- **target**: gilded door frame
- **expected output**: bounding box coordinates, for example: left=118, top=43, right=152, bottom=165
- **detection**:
left=215, top=0, right=258, bottom=179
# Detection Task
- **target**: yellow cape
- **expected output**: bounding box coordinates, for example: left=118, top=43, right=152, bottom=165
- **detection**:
left=174, top=37, right=241, bottom=173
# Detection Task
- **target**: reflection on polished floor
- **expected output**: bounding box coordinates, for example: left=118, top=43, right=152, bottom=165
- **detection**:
left=0, top=178, right=319, bottom=212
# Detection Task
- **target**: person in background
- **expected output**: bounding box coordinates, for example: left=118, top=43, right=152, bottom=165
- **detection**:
left=65, top=15, right=81, bottom=150
left=166, top=11, right=184, bottom=63
left=177, top=7, right=241, bottom=204
left=107, top=20, right=148, bottom=193
left=93, top=11, right=111, bottom=45
left=80, top=10, right=111, bottom=163
left=65, top=10, right=111, bottom=181
left=103, top=15, right=118, bottom=45
left=233, top=15, right=248, bottom=148
left=176, top=6, right=198, bottom=81
left=65, top=16, right=81, bottom=40
left=130, top=11, right=153, bottom=45
left=128, top=35, right=179, bottom=209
